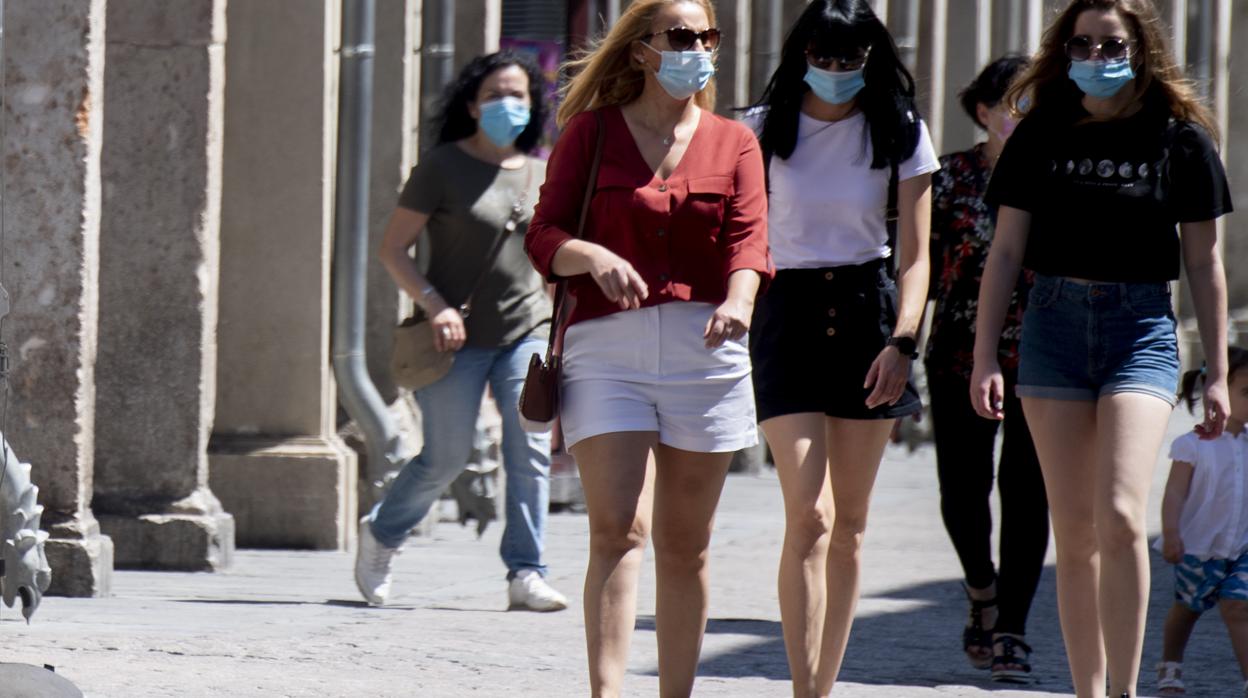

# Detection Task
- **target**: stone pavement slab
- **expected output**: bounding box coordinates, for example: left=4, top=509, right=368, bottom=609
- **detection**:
left=1, top=411, right=1241, bottom=696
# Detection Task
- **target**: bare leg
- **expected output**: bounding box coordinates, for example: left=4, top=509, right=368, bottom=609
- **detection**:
left=1161, top=602, right=1200, bottom=662
left=1095, top=393, right=1171, bottom=697
left=1220, top=599, right=1248, bottom=680
left=761, top=412, right=832, bottom=698
left=649, top=444, right=733, bottom=697
left=571, top=431, right=659, bottom=698
left=814, top=417, right=894, bottom=695
left=1022, top=397, right=1105, bottom=697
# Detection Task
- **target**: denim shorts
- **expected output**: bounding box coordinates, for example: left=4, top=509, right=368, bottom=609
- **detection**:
left=1174, top=552, right=1248, bottom=611
left=1016, top=274, right=1179, bottom=406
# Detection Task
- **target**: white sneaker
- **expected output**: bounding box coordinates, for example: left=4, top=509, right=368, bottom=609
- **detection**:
left=355, top=517, right=400, bottom=606
left=507, top=569, right=568, bottom=612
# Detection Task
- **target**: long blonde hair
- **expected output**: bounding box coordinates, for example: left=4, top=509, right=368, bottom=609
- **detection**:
left=1006, top=0, right=1218, bottom=141
left=556, top=0, right=718, bottom=127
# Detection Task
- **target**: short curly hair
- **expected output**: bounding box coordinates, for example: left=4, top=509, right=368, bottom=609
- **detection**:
left=434, top=51, right=546, bottom=153
left=958, top=54, right=1030, bottom=129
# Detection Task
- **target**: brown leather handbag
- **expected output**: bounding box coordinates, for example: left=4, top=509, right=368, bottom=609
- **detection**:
left=518, top=111, right=605, bottom=432
left=391, top=164, right=531, bottom=391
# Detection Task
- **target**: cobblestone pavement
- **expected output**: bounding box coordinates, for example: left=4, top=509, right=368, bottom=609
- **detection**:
left=2, top=411, right=1241, bottom=697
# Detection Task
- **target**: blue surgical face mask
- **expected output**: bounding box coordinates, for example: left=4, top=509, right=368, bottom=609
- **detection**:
left=1068, top=58, right=1135, bottom=99
left=643, top=43, right=715, bottom=100
left=803, top=65, right=865, bottom=105
left=478, top=96, right=531, bottom=147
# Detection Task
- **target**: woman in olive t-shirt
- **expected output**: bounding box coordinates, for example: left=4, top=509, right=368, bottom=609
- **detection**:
left=353, top=52, right=568, bottom=614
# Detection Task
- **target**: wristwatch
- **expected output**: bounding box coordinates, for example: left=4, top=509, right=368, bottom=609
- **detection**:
left=886, top=335, right=919, bottom=360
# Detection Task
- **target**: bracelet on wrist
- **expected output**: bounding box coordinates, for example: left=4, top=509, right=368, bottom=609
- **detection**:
left=417, top=287, right=444, bottom=312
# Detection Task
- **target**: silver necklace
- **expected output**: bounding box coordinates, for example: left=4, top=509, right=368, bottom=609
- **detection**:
left=662, top=134, right=673, bottom=146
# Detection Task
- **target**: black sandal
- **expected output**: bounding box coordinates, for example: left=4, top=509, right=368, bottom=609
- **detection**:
left=962, top=584, right=996, bottom=670
left=991, top=634, right=1033, bottom=683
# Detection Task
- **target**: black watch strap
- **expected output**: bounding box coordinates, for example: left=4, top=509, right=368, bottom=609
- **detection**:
left=886, top=335, right=918, bottom=359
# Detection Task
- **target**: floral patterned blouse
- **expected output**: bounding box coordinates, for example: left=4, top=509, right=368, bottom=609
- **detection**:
left=925, top=144, right=1032, bottom=382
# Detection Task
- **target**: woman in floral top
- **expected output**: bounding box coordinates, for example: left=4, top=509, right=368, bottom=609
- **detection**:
left=925, top=55, right=1049, bottom=682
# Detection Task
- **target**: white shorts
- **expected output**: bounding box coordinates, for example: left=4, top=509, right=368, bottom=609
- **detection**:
left=560, top=301, right=759, bottom=453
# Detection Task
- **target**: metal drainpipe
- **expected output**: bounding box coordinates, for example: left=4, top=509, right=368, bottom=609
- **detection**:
left=433, top=0, right=455, bottom=90
left=333, top=0, right=405, bottom=490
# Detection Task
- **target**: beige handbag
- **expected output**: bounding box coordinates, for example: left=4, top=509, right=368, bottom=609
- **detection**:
left=391, top=164, right=531, bottom=391
left=391, top=316, right=456, bottom=390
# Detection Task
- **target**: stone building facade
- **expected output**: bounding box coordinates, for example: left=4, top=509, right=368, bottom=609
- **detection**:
left=2, top=0, right=1244, bottom=595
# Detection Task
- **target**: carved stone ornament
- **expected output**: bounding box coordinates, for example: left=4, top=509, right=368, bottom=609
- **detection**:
left=0, top=438, right=52, bottom=622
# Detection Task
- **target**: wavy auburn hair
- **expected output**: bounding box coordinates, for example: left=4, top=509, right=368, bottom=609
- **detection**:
left=1006, top=0, right=1218, bottom=140
left=556, top=0, right=717, bottom=127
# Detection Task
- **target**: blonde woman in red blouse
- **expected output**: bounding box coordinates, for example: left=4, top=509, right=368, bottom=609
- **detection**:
left=525, top=1, right=770, bottom=695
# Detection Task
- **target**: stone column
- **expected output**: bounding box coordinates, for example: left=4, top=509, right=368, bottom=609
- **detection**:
left=209, top=0, right=358, bottom=550
left=938, top=0, right=993, bottom=155
left=2, top=0, right=113, bottom=597
left=748, top=0, right=782, bottom=103
left=455, top=0, right=501, bottom=72
left=887, top=0, right=921, bottom=73
left=916, top=0, right=948, bottom=151
left=995, top=1, right=1060, bottom=57
left=93, top=0, right=235, bottom=571
left=1221, top=1, right=1247, bottom=339
left=714, top=0, right=751, bottom=114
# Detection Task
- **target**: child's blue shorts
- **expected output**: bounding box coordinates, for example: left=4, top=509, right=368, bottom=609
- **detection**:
left=1175, top=552, right=1248, bottom=611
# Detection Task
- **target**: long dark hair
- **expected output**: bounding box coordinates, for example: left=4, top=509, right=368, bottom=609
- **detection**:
left=434, top=51, right=547, bottom=153
left=1006, top=0, right=1218, bottom=141
left=749, top=0, right=921, bottom=168
left=1179, top=346, right=1248, bottom=412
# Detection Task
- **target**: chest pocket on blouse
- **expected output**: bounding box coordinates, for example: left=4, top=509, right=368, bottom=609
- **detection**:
left=589, top=169, right=648, bottom=241
left=686, top=175, right=733, bottom=237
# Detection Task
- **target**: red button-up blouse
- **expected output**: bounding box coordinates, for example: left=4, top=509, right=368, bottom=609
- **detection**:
left=526, top=105, right=772, bottom=328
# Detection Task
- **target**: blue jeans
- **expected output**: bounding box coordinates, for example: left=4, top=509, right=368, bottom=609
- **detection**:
left=367, top=333, right=552, bottom=578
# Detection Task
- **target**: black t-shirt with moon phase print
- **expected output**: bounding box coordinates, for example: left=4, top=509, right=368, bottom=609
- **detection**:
left=984, top=91, right=1232, bottom=283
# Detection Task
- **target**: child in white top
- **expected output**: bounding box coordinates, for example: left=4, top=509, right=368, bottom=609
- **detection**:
left=1156, top=346, right=1248, bottom=696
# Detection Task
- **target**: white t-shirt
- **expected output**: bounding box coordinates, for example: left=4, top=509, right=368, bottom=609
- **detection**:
left=748, top=111, right=940, bottom=269
left=1152, top=429, right=1248, bottom=560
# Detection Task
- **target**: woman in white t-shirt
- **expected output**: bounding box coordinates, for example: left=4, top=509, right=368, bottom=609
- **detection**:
left=745, top=1, right=937, bottom=694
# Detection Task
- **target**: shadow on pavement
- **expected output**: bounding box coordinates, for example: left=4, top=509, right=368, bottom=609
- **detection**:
left=635, top=546, right=1240, bottom=695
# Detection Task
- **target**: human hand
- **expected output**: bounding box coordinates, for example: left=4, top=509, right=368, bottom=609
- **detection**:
left=587, top=246, right=649, bottom=311
left=1194, top=377, right=1229, bottom=440
left=704, top=296, right=752, bottom=348
left=864, top=346, right=910, bottom=409
left=430, top=306, right=466, bottom=352
left=1161, top=535, right=1185, bottom=564
left=970, top=358, right=1005, bottom=420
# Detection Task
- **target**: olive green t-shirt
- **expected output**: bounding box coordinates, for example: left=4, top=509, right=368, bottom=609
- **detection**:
left=399, top=144, right=551, bottom=348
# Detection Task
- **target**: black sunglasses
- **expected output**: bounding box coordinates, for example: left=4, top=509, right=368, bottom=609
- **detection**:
left=805, top=46, right=871, bottom=72
left=643, top=26, right=722, bottom=52
left=1065, top=35, right=1134, bottom=62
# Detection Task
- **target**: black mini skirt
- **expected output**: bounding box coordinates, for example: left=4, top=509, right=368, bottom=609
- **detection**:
left=750, top=258, right=922, bottom=422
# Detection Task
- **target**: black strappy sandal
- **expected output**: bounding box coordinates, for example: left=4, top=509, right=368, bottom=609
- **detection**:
left=991, top=634, right=1033, bottom=683
left=962, top=584, right=997, bottom=670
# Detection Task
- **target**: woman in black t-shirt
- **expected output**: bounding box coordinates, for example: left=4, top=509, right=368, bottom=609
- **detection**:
left=971, top=2, right=1232, bottom=697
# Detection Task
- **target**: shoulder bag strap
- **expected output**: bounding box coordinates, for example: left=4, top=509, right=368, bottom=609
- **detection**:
left=459, top=162, right=534, bottom=318
left=543, top=110, right=607, bottom=364
left=885, top=157, right=900, bottom=279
